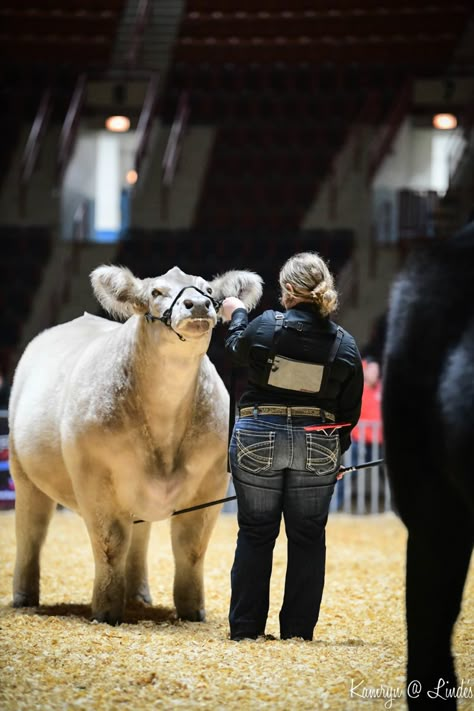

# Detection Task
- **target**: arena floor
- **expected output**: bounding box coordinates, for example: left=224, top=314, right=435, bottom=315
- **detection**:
left=0, top=510, right=472, bottom=710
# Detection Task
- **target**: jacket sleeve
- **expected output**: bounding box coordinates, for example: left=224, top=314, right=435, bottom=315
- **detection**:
left=224, top=308, right=263, bottom=367
left=338, top=347, right=364, bottom=453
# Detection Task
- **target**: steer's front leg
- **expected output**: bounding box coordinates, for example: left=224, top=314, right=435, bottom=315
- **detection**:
left=126, top=520, right=152, bottom=606
left=85, top=514, right=132, bottom=625
left=171, top=502, right=222, bottom=622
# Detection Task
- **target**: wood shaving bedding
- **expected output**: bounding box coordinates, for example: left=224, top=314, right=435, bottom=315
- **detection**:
left=0, top=511, right=472, bottom=710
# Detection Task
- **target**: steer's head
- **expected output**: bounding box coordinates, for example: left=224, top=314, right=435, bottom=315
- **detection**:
left=91, top=265, right=263, bottom=343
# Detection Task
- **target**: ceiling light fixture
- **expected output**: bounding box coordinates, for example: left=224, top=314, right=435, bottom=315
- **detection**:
left=105, top=115, right=131, bottom=133
left=432, top=113, right=457, bottom=130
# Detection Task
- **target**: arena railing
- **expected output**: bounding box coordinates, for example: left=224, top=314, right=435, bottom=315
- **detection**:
left=19, top=88, right=52, bottom=213
left=134, top=72, right=160, bottom=186
left=335, top=420, right=387, bottom=515
left=368, top=79, right=413, bottom=183
left=160, top=90, right=190, bottom=219
left=57, top=74, right=87, bottom=188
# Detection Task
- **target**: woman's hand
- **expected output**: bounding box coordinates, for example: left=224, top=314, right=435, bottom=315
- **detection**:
left=222, top=297, right=247, bottom=321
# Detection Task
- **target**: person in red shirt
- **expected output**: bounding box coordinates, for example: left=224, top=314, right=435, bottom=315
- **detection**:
left=351, top=358, right=383, bottom=450
left=336, top=358, right=383, bottom=508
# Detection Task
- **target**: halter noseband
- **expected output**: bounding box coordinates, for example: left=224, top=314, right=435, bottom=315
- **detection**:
left=144, top=285, right=222, bottom=341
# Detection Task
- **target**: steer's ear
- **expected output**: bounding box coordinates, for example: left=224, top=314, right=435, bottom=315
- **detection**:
left=91, top=265, right=148, bottom=319
left=209, top=270, right=263, bottom=322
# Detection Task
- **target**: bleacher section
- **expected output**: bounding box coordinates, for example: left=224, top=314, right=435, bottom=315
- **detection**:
left=0, top=226, right=53, bottom=375
left=0, top=2, right=126, bottom=68
left=174, top=2, right=470, bottom=66
left=160, top=60, right=404, bottom=230
left=118, top=228, right=353, bottom=287
left=158, top=0, right=471, bottom=232
left=1, top=0, right=471, bottom=383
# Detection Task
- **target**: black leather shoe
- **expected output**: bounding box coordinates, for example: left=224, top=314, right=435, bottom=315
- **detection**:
left=281, top=633, right=312, bottom=641
left=230, top=631, right=258, bottom=641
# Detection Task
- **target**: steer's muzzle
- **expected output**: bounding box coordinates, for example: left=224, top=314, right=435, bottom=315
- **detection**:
left=176, top=294, right=216, bottom=336
left=182, top=297, right=213, bottom=318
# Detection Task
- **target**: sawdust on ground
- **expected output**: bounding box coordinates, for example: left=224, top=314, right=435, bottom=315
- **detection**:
left=0, top=510, right=472, bottom=710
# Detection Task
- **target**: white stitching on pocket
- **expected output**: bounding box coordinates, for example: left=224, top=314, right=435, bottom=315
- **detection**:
left=305, top=432, right=340, bottom=475
left=236, top=429, right=275, bottom=474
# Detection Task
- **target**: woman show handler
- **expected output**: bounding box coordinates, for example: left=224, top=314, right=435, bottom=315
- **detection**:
left=222, top=252, right=363, bottom=641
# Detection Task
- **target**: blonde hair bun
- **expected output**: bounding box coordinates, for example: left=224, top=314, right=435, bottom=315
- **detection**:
left=279, top=252, right=339, bottom=317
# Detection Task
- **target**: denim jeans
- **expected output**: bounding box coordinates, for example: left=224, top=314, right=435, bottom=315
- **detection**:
left=228, top=413, right=340, bottom=640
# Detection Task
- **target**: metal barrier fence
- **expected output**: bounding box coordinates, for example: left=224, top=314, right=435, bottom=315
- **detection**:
left=0, top=416, right=389, bottom=515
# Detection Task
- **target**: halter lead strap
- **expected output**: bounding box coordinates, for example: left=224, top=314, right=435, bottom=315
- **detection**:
left=144, top=285, right=222, bottom=341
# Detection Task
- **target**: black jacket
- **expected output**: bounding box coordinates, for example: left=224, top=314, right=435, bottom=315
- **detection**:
left=225, top=303, right=363, bottom=452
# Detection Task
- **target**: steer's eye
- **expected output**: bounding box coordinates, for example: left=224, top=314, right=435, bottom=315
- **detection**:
left=151, top=288, right=162, bottom=298
left=207, top=287, right=213, bottom=294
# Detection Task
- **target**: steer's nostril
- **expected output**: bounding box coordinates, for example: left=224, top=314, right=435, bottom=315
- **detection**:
left=205, top=299, right=211, bottom=309
left=184, top=299, right=193, bottom=309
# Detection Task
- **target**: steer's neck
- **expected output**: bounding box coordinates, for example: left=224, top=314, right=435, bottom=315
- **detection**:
left=132, top=317, right=208, bottom=440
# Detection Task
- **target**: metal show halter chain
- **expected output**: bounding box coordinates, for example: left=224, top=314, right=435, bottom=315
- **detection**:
left=144, top=285, right=223, bottom=341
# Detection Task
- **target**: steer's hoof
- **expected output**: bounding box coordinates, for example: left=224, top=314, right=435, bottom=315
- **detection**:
left=129, top=591, right=152, bottom=606
left=92, top=610, right=123, bottom=626
left=178, top=608, right=206, bottom=622
left=127, top=580, right=152, bottom=607
left=13, top=591, right=39, bottom=608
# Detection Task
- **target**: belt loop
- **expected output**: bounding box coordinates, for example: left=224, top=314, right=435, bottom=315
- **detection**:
left=321, top=409, right=326, bottom=423
left=253, top=406, right=258, bottom=419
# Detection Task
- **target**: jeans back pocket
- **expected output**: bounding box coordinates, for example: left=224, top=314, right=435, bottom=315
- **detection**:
left=305, top=431, right=340, bottom=476
left=236, top=429, right=275, bottom=474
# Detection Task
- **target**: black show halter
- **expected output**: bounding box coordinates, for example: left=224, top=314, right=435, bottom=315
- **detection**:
left=144, top=285, right=222, bottom=341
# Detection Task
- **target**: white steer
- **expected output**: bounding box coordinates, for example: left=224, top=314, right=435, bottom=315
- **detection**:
left=9, top=265, right=262, bottom=624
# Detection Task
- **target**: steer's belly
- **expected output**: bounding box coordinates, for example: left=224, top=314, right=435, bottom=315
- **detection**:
left=121, top=475, right=194, bottom=523
left=129, top=493, right=176, bottom=523
left=66, top=429, right=227, bottom=524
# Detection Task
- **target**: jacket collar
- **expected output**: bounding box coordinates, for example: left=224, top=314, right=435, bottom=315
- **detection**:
left=286, top=303, right=328, bottom=321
